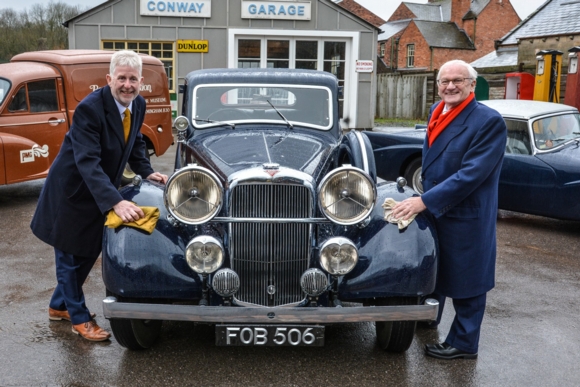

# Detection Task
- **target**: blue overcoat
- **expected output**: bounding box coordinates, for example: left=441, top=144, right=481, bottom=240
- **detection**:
left=30, top=86, right=154, bottom=257
left=421, top=98, right=506, bottom=299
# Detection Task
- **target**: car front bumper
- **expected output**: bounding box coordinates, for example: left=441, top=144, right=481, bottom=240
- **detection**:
left=102, top=297, right=439, bottom=323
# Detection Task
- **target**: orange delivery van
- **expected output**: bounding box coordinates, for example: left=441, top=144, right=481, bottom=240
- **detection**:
left=0, top=50, right=173, bottom=185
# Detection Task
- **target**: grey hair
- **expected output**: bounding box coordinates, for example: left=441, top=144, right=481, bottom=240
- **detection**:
left=437, top=59, right=478, bottom=80
left=110, top=50, right=142, bottom=77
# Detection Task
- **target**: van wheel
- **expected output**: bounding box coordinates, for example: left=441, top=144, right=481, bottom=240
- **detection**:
left=120, top=150, right=151, bottom=186
left=106, top=290, right=162, bottom=350
left=404, top=158, right=423, bottom=194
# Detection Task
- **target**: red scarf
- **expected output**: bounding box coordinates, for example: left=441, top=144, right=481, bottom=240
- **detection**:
left=427, top=92, right=475, bottom=147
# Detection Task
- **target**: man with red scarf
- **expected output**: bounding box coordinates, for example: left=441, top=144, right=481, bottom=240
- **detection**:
left=392, top=60, right=506, bottom=360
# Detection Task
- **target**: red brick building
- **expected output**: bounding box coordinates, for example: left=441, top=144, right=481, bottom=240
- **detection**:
left=379, top=0, right=521, bottom=71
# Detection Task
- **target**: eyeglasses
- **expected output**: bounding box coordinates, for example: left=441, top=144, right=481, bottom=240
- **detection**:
left=437, top=78, right=472, bottom=86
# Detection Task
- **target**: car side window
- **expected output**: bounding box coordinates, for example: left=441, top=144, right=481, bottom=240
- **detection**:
left=28, top=79, right=58, bottom=113
left=504, top=119, right=532, bottom=155
left=8, top=87, right=28, bottom=112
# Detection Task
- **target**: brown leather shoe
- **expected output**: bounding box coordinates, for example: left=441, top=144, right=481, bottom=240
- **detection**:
left=49, top=307, right=96, bottom=321
left=72, top=320, right=111, bottom=342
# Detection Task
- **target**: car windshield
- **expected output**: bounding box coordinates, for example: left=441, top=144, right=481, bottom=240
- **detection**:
left=0, top=78, right=11, bottom=106
left=532, top=113, right=580, bottom=150
left=191, top=84, right=332, bottom=130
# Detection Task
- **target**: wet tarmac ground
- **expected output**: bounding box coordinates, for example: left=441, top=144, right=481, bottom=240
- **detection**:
left=1, top=145, right=580, bottom=386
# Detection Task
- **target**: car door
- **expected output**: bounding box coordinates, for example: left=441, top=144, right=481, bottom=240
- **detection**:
left=0, top=78, right=68, bottom=183
left=499, top=119, right=557, bottom=215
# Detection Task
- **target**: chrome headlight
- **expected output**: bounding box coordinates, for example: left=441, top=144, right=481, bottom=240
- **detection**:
left=173, top=115, right=189, bottom=131
left=164, top=165, right=223, bottom=225
left=320, top=237, right=358, bottom=276
left=318, top=166, right=376, bottom=225
left=185, top=236, right=224, bottom=274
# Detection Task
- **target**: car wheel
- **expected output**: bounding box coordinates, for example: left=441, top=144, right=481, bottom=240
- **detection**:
left=120, top=150, right=151, bottom=187
left=404, top=158, right=423, bottom=194
left=106, top=290, right=162, bottom=350
left=375, top=297, right=418, bottom=353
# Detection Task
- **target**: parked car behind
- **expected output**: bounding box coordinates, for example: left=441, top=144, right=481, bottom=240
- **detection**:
left=102, top=68, right=439, bottom=351
left=0, top=50, right=173, bottom=186
left=367, top=99, right=580, bottom=221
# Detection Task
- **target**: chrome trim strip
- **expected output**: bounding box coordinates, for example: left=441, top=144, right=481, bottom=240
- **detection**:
left=353, top=130, right=369, bottom=174
left=213, top=217, right=330, bottom=223
left=103, top=297, right=439, bottom=323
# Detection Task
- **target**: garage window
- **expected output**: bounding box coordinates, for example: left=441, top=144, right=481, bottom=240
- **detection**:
left=102, top=41, right=175, bottom=92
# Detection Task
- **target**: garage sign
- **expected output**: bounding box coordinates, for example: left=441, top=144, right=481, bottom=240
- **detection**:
left=177, top=40, right=209, bottom=53
left=241, top=1, right=311, bottom=20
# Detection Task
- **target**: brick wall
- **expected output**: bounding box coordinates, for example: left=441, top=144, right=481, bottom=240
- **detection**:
left=388, top=4, right=417, bottom=21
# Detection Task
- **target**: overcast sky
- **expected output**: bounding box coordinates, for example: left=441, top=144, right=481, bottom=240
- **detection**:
left=4, top=0, right=545, bottom=21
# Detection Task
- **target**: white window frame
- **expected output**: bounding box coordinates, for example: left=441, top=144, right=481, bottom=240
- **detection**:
left=407, top=44, right=415, bottom=68
left=228, top=29, right=359, bottom=129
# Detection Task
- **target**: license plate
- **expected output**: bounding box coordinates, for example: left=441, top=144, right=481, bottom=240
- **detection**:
left=215, top=325, right=325, bottom=346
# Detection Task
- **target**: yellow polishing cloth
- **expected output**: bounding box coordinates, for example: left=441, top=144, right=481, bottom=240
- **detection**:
left=105, top=206, right=160, bottom=234
left=382, top=198, right=417, bottom=230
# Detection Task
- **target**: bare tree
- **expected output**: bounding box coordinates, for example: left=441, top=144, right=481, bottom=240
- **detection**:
left=0, top=1, right=88, bottom=61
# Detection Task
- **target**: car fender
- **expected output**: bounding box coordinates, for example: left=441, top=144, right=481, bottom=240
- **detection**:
left=0, top=132, right=51, bottom=185
left=338, top=182, right=438, bottom=299
left=102, top=180, right=204, bottom=298
left=339, top=131, right=377, bottom=182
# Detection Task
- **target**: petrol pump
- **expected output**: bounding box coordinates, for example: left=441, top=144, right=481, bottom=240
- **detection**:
left=564, top=46, right=580, bottom=109
left=533, top=49, right=563, bottom=102
left=504, top=72, right=534, bottom=100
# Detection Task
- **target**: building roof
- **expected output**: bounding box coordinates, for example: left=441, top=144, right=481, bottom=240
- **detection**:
left=405, top=2, right=447, bottom=21
left=501, top=0, right=580, bottom=45
left=469, top=0, right=491, bottom=17
left=403, top=0, right=490, bottom=22
left=415, top=20, right=474, bottom=49
left=378, top=19, right=411, bottom=41
left=333, top=0, right=386, bottom=28
left=470, top=47, right=519, bottom=68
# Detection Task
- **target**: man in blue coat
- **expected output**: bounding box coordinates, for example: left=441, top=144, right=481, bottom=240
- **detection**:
left=392, top=60, right=506, bottom=359
left=31, top=50, right=168, bottom=341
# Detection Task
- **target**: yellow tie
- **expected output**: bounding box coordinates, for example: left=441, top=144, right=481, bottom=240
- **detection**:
left=123, top=108, right=131, bottom=143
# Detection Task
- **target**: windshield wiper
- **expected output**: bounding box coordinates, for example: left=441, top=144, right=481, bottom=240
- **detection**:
left=266, top=100, right=293, bottom=129
left=195, top=118, right=235, bottom=130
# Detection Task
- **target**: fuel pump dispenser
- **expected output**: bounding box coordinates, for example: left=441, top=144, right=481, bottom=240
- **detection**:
left=564, top=46, right=580, bottom=109
left=533, top=49, right=563, bottom=102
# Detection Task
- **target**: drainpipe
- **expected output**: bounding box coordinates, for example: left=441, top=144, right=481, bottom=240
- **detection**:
left=394, top=38, right=400, bottom=70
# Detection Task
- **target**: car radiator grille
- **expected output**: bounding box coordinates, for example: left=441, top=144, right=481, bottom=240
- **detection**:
left=230, top=184, right=311, bottom=306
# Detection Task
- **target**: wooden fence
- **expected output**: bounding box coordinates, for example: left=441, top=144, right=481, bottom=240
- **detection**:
left=375, top=72, right=433, bottom=120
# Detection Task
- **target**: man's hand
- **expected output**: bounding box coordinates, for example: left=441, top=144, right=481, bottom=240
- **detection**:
left=146, top=172, right=168, bottom=184
left=113, top=200, right=145, bottom=223
left=391, top=197, right=427, bottom=220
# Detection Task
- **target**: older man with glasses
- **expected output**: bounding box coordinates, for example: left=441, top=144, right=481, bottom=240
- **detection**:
left=392, top=59, right=507, bottom=360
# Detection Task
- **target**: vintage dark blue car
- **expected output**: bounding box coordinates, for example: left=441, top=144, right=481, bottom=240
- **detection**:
left=102, top=68, right=439, bottom=351
left=367, top=100, right=580, bottom=221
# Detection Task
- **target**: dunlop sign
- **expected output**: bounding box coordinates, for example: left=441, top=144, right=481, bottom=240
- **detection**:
left=241, top=1, right=311, bottom=20
left=177, top=40, right=209, bottom=53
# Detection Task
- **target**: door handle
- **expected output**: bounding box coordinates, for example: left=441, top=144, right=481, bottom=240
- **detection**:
left=48, top=118, right=66, bottom=124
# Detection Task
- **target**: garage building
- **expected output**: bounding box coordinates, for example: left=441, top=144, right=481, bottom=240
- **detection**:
left=64, top=0, right=380, bottom=129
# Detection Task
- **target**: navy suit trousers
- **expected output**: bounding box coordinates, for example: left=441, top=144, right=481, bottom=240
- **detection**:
left=49, top=248, right=98, bottom=325
left=431, top=292, right=487, bottom=354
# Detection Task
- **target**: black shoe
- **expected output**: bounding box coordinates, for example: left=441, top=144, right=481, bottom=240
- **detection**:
left=425, top=343, right=478, bottom=360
